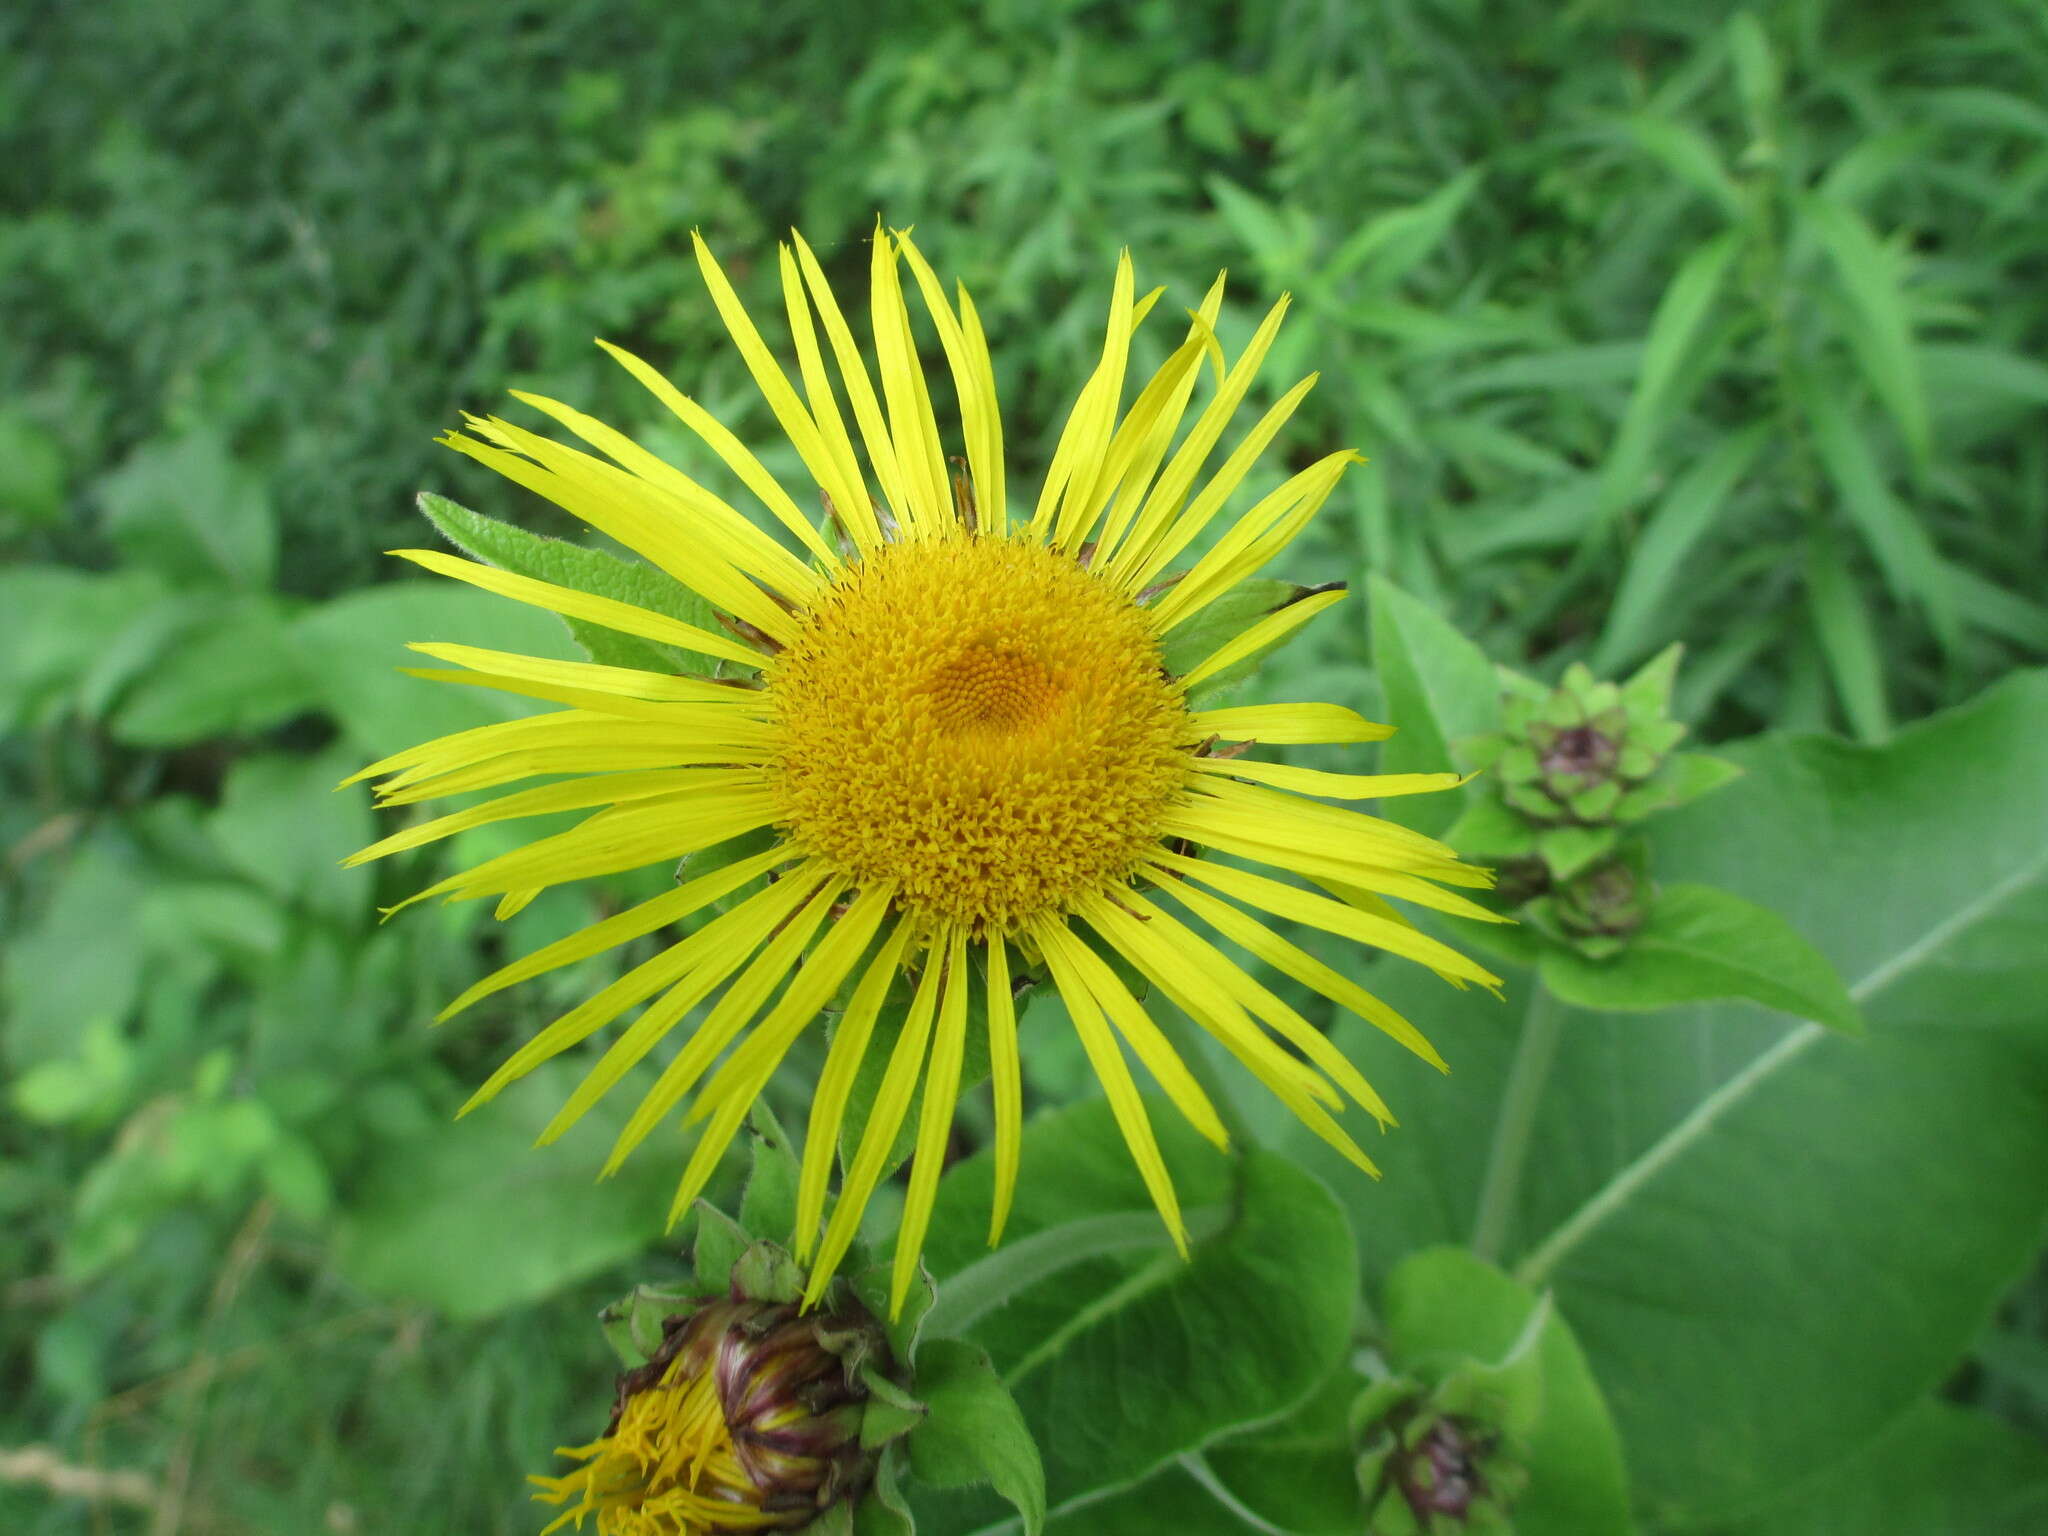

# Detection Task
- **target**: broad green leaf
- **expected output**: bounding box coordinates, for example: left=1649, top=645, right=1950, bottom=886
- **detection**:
left=1, top=832, right=150, bottom=1069
left=0, top=408, right=67, bottom=530
left=908, top=1339, right=1046, bottom=1535
left=1593, top=425, right=1767, bottom=673
left=1725, top=1399, right=2048, bottom=1535
left=208, top=746, right=375, bottom=929
left=1380, top=1248, right=1634, bottom=1536
left=418, top=490, right=727, bottom=675
left=1800, top=193, right=1932, bottom=472
left=915, top=1097, right=1356, bottom=1523
left=1366, top=574, right=1500, bottom=835
left=95, top=429, right=278, bottom=590
left=108, top=596, right=320, bottom=747
left=332, top=1059, right=672, bottom=1318
left=1595, top=230, right=1743, bottom=532
left=1263, top=671, right=2048, bottom=1527
left=1039, top=1462, right=1275, bottom=1534
left=0, top=566, right=171, bottom=731
left=1535, top=882, right=1860, bottom=1031
left=1192, top=1365, right=1363, bottom=1535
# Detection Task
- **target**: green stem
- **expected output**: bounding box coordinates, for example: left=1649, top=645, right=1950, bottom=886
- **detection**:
left=1470, top=984, right=1564, bottom=1264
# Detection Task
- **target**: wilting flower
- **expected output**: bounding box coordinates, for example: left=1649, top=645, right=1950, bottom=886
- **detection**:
left=348, top=226, right=1498, bottom=1315
left=532, top=1295, right=880, bottom=1533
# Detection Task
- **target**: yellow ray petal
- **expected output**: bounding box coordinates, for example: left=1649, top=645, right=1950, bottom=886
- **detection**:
left=1091, top=275, right=1228, bottom=565
left=792, top=229, right=910, bottom=532
left=691, top=232, right=869, bottom=564
left=1185, top=702, right=1395, bottom=746
left=794, top=919, right=918, bottom=1261
left=1030, top=915, right=1188, bottom=1257
left=687, top=883, right=899, bottom=1125
left=397, top=666, right=780, bottom=737
left=1036, top=252, right=1136, bottom=546
left=440, top=424, right=804, bottom=642
left=390, top=548, right=766, bottom=670
left=373, top=744, right=768, bottom=808
left=1073, top=891, right=1338, bottom=1107
left=1100, top=890, right=1395, bottom=1123
left=953, top=284, right=1006, bottom=533
left=414, top=788, right=781, bottom=906
left=348, top=768, right=751, bottom=867
left=406, top=643, right=770, bottom=709
left=591, top=336, right=840, bottom=573
left=602, top=872, right=848, bottom=1175
left=778, top=243, right=880, bottom=550
left=340, top=708, right=595, bottom=789
left=1179, top=586, right=1347, bottom=689
left=1100, top=294, right=1293, bottom=587
left=435, top=846, right=786, bottom=1024
left=893, top=927, right=971, bottom=1315
left=1150, top=451, right=1358, bottom=631
left=1035, top=918, right=1227, bottom=1149
left=869, top=226, right=949, bottom=534
left=1155, top=874, right=1448, bottom=1072
left=804, top=938, right=949, bottom=1309
left=456, top=867, right=815, bottom=1113
left=1151, top=850, right=1502, bottom=992
left=984, top=937, right=1022, bottom=1246
left=897, top=233, right=1005, bottom=540
left=1189, top=756, right=1464, bottom=802
left=495, top=387, right=821, bottom=598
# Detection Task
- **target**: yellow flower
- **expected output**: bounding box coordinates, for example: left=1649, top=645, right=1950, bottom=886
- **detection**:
left=348, top=227, right=1500, bottom=1317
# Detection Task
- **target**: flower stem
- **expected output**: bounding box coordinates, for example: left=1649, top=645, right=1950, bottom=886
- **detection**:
left=1470, top=983, right=1564, bottom=1264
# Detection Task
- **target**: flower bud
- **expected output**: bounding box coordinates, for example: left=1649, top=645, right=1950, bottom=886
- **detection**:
left=532, top=1293, right=889, bottom=1534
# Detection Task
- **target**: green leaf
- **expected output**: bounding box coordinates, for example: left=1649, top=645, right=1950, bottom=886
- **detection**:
left=418, top=491, right=730, bottom=676
left=1379, top=1248, right=1634, bottom=1536
left=1367, top=574, right=1500, bottom=835
left=916, top=1097, right=1357, bottom=1522
left=1615, top=114, right=1747, bottom=223
left=96, top=429, right=277, bottom=590
left=1803, top=380, right=1956, bottom=656
left=332, top=1059, right=672, bottom=1318
left=208, top=746, right=375, bottom=929
left=739, top=1100, right=801, bottom=1244
left=0, top=566, right=172, bottom=730
left=907, top=1339, right=1046, bottom=1535
left=1536, top=882, right=1861, bottom=1031
left=2, top=831, right=149, bottom=1069
left=1800, top=193, right=1932, bottom=472
left=0, top=408, right=67, bottom=530
left=1264, top=672, right=2048, bottom=1527
left=1593, top=425, right=1767, bottom=673
left=1595, top=230, right=1743, bottom=532
left=692, top=1203, right=749, bottom=1293
left=1158, top=577, right=1322, bottom=705
left=108, top=597, right=319, bottom=747
left=1443, top=794, right=1537, bottom=859
left=1805, top=533, right=1893, bottom=741
left=1536, top=825, right=1617, bottom=882
left=1323, top=167, right=1485, bottom=291
left=1723, top=1399, right=2048, bottom=1535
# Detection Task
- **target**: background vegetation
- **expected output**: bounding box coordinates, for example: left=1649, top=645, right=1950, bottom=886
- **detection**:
left=4, top=0, right=2044, bottom=1531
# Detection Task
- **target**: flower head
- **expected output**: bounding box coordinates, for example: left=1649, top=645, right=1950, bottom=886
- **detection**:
left=533, top=1294, right=880, bottom=1534
left=349, top=225, right=1499, bottom=1315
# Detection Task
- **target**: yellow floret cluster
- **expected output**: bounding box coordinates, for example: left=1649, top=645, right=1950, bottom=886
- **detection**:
left=765, top=535, right=1190, bottom=934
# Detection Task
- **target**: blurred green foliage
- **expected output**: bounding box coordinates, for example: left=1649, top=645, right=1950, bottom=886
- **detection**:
left=4, top=0, right=2046, bottom=1531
